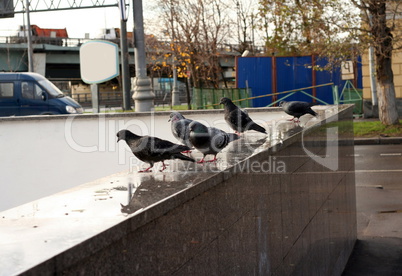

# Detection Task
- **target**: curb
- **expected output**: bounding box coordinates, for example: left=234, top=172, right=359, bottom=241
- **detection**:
left=354, top=137, right=402, bottom=145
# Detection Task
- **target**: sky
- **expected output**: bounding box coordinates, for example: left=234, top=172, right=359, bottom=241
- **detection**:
left=0, top=1, right=159, bottom=39
left=0, top=0, right=263, bottom=44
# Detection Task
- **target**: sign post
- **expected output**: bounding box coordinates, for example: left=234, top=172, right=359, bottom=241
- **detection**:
left=80, top=41, right=119, bottom=113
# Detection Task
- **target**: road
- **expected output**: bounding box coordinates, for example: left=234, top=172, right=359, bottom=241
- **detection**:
left=343, top=144, right=402, bottom=275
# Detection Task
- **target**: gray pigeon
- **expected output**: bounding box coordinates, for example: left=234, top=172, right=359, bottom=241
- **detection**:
left=279, top=101, right=317, bottom=122
left=168, top=112, right=193, bottom=149
left=220, top=97, right=266, bottom=134
left=189, top=121, right=239, bottom=163
left=117, top=129, right=195, bottom=172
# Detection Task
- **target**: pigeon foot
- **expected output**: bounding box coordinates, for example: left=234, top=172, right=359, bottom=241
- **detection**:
left=139, top=166, right=153, bottom=173
left=197, top=156, right=218, bottom=163
left=288, top=117, right=300, bottom=123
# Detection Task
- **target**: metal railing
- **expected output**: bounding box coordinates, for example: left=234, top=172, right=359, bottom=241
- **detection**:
left=265, top=83, right=335, bottom=106
left=194, top=83, right=336, bottom=110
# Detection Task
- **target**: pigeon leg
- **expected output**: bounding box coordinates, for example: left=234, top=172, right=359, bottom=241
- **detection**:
left=160, top=161, right=169, bottom=172
left=182, top=150, right=192, bottom=154
left=207, top=155, right=218, bottom=163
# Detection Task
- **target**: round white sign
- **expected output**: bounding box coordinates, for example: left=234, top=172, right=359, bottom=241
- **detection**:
left=80, top=41, right=120, bottom=84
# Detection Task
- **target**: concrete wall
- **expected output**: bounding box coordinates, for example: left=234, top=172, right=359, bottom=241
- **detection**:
left=0, top=109, right=281, bottom=212
left=362, top=50, right=402, bottom=99
left=12, top=106, right=356, bottom=275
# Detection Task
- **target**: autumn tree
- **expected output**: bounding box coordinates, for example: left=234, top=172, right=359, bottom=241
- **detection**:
left=258, top=0, right=400, bottom=125
left=145, top=34, right=172, bottom=80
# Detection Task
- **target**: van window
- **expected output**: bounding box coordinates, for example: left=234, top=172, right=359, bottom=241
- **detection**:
left=21, top=82, right=43, bottom=100
left=0, top=83, right=14, bottom=98
left=38, top=79, right=64, bottom=97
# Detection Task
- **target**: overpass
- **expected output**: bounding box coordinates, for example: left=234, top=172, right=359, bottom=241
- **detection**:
left=0, top=37, right=239, bottom=81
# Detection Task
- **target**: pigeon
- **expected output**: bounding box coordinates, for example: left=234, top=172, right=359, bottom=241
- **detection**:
left=220, top=97, right=266, bottom=134
left=168, top=112, right=193, bottom=149
left=188, top=121, right=239, bottom=163
left=117, top=129, right=195, bottom=172
left=279, top=101, right=318, bottom=122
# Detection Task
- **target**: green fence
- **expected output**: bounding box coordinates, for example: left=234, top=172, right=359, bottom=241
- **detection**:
left=337, top=80, right=363, bottom=115
left=191, top=88, right=252, bottom=109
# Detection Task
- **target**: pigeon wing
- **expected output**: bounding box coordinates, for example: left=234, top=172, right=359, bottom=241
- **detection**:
left=225, top=108, right=249, bottom=132
left=149, top=136, right=189, bottom=156
left=209, top=127, right=238, bottom=152
left=172, top=119, right=193, bottom=147
left=288, top=101, right=317, bottom=117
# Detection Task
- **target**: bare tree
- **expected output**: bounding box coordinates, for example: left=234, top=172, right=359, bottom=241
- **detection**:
left=154, top=0, right=231, bottom=88
left=231, top=0, right=258, bottom=55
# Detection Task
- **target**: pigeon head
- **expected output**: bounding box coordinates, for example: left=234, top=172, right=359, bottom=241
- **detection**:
left=189, top=121, right=208, bottom=134
left=279, top=101, right=286, bottom=107
left=116, top=129, right=139, bottom=142
left=219, top=97, right=232, bottom=105
left=168, top=112, right=185, bottom=122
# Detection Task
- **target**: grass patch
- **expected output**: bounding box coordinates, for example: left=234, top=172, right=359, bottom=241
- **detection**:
left=354, top=120, right=402, bottom=138
left=154, top=105, right=190, bottom=111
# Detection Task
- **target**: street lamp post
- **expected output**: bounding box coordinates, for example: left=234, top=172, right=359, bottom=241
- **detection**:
left=131, top=0, right=154, bottom=112
left=171, top=60, right=180, bottom=106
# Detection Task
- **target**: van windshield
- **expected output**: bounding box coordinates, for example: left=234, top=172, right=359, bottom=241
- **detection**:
left=38, top=79, right=64, bottom=97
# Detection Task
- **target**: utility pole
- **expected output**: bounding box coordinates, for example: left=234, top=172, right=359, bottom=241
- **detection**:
left=118, top=0, right=132, bottom=111
left=25, top=0, right=33, bottom=72
left=131, top=0, right=155, bottom=112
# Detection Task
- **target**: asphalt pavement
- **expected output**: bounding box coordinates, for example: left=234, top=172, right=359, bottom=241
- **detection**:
left=342, top=143, right=402, bottom=275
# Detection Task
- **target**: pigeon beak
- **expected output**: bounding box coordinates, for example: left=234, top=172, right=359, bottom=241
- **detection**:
left=168, top=118, right=171, bottom=122
left=117, top=137, right=121, bottom=142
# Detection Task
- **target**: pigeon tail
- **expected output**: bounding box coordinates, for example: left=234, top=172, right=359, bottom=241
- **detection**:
left=172, top=153, right=195, bottom=163
left=307, top=109, right=318, bottom=117
left=249, top=123, right=267, bottom=134
left=227, top=133, right=240, bottom=142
